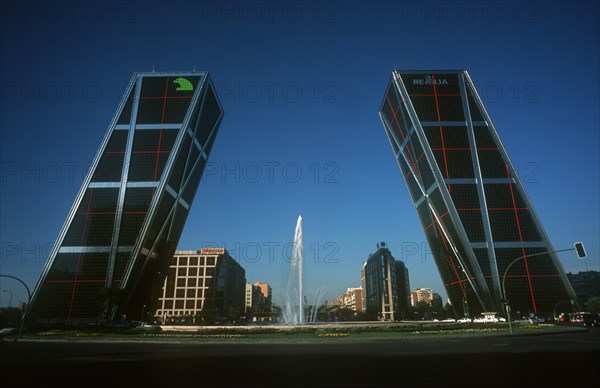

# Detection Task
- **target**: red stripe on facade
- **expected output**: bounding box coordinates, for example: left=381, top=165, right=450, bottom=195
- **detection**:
left=386, top=97, right=406, bottom=141
left=68, top=189, right=95, bottom=320
left=410, top=93, right=465, bottom=97
left=433, top=215, right=465, bottom=294
left=448, top=278, right=470, bottom=286
left=431, top=74, right=451, bottom=192
left=456, top=207, right=528, bottom=211
left=154, top=78, right=169, bottom=183
left=106, top=150, right=171, bottom=155
left=386, top=96, right=419, bottom=179
left=502, top=274, right=561, bottom=279
left=430, top=148, right=499, bottom=151
left=48, top=280, right=107, bottom=283
left=506, top=164, right=537, bottom=312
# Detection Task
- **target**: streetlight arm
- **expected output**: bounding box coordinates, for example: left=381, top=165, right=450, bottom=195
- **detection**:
left=0, top=275, right=32, bottom=339
left=500, top=246, right=578, bottom=335
left=501, top=247, right=576, bottom=305
left=0, top=275, right=31, bottom=303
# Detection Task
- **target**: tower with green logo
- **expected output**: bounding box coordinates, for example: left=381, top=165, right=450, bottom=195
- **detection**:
left=27, top=72, right=224, bottom=324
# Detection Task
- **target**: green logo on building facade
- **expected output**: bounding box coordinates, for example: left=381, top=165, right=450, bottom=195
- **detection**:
left=173, top=77, right=193, bottom=91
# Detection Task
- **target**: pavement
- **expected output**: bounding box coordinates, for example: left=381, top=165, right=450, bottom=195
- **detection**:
left=1, top=327, right=598, bottom=387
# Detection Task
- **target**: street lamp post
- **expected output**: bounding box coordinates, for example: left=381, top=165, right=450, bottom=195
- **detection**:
left=457, top=265, right=470, bottom=320
left=2, top=289, right=13, bottom=307
left=0, top=275, right=31, bottom=339
left=501, top=243, right=586, bottom=334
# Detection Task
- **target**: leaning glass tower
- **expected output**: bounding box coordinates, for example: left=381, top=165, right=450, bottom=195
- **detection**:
left=27, top=71, right=223, bottom=324
left=379, top=70, right=580, bottom=318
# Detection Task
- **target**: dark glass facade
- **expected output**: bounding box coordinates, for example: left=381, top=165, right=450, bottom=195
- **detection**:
left=379, top=70, right=580, bottom=318
left=395, top=260, right=411, bottom=319
left=27, top=72, right=224, bottom=324
left=363, top=243, right=409, bottom=321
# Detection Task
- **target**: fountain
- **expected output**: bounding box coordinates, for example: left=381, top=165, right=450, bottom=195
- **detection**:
left=280, top=215, right=304, bottom=324
left=278, top=215, right=327, bottom=325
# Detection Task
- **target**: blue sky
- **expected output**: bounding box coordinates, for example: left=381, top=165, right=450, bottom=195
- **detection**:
left=1, top=0, right=598, bottom=308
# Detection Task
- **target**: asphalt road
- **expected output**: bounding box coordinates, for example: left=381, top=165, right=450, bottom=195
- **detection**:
left=1, top=328, right=599, bottom=388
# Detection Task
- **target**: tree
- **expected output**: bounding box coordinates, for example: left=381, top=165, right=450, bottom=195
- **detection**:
left=584, top=296, right=600, bottom=314
left=414, top=301, right=432, bottom=320
left=443, top=302, right=454, bottom=317
left=431, top=299, right=446, bottom=319
left=196, top=308, right=216, bottom=325
left=338, top=307, right=355, bottom=321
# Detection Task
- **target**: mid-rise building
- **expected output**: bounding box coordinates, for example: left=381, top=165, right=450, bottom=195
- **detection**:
left=245, top=283, right=255, bottom=312
left=155, top=248, right=246, bottom=323
left=363, top=242, right=410, bottom=321
left=395, top=260, right=411, bottom=318
left=360, top=263, right=367, bottom=313
left=254, top=282, right=272, bottom=306
left=330, top=288, right=364, bottom=313
left=346, top=288, right=364, bottom=312
left=411, top=288, right=434, bottom=306
left=244, top=282, right=273, bottom=322
left=379, top=70, right=581, bottom=318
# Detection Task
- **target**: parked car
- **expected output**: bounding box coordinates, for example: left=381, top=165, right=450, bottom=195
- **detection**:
left=0, top=327, right=18, bottom=337
left=569, top=312, right=596, bottom=327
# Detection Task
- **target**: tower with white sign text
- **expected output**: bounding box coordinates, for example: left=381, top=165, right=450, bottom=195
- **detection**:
left=379, top=70, right=580, bottom=318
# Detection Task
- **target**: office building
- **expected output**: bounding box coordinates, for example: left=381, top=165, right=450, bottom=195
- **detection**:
left=395, top=260, right=411, bottom=317
left=27, top=71, right=223, bottom=324
left=155, top=248, right=246, bottom=323
left=363, top=242, right=410, bottom=321
left=330, top=287, right=364, bottom=313
left=253, top=282, right=272, bottom=306
left=411, top=288, right=433, bottom=306
left=379, top=70, right=580, bottom=317
left=245, top=283, right=257, bottom=312
left=245, top=282, right=274, bottom=322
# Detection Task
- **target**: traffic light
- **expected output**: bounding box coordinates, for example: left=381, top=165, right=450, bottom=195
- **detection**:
left=574, top=242, right=587, bottom=258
